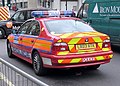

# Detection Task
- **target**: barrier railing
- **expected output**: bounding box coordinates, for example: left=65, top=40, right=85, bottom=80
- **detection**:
left=0, top=58, right=49, bottom=86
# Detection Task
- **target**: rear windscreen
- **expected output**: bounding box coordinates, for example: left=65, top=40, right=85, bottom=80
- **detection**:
left=45, top=20, right=95, bottom=34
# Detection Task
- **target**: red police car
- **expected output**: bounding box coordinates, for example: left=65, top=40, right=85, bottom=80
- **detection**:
left=7, top=11, right=113, bottom=75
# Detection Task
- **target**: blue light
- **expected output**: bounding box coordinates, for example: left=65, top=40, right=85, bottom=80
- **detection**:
left=31, top=11, right=73, bottom=18
left=64, top=11, right=73, bottom=16
left=31, top=11, right=44, bottom=17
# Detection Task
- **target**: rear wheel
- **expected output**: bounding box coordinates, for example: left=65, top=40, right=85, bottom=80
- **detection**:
left=32, top=51, right=47, bottom=76
left=85, top=64, right=100, bottom=70
left=0, top=28, right=5, bottom=39
left=7, top=42, right=14, bottom=58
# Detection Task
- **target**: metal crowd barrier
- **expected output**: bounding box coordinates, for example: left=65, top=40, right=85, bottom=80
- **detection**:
left=0, top=58, right=49, bottom=86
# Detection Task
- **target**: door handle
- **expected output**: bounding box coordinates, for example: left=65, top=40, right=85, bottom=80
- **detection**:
left=31, top=40, right=34, bottom=43
left=20, top=38, right=22, bottom=41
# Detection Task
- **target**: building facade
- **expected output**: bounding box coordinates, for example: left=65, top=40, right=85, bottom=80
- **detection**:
left=28, top=0, right=85, bottom=11
left=0, top=0, right=85, bottom=11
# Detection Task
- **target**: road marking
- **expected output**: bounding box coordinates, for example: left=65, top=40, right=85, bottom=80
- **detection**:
left=0, top=72, right=15, bottom=86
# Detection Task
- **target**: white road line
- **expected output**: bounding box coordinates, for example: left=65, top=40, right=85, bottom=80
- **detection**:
left=0, top=72, right=15, bottom=86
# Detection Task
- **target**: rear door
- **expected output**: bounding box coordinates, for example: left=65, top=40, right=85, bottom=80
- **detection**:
left=21, top=20, right=40, bottom=59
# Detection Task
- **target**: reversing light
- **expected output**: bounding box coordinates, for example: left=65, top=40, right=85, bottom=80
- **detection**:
left=52, top=42, right=69, bottom=54
left=54, top=43, right=67, bottom=46
left=102, top=39, right=110, bottom=48
left=103, top=39, right=110, bottom=42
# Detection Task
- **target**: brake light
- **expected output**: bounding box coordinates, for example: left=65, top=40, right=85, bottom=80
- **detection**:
left=102, top=39, right=110, bottom=48
left=52, top=42, right=69, bottom=54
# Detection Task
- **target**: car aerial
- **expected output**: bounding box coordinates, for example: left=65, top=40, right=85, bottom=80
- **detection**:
left=7, top=11, right=113, bottom=76
left=0, top=7, right=55, bottom=39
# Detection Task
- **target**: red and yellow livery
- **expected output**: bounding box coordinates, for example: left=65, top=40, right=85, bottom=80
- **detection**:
left=7, top=11, right=113, bottom=75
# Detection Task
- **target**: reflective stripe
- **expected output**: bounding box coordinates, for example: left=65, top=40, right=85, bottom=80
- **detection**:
left=58, top=54, right=112, bottom=64
left=93, top=37, right=102, bottom=42
left=109, top=55, right=113, bottom=58
left=68, top=38, right=81, bottom=44
left=34, top=39, right=52, bottom=52
left=98, top=43, right=102, bottom=48
left=102, top=48, right=110, bottom=51
left=70, top=58, right=82, bottom=63
left=57, top=51, right=69, bottom=55
left=60, top=33, right=73, bottom=38
left=68, top=45, right=74, bottom=51
left=96, top=56, right=105, bottom=61
left=0, top=7, right=9, bottom=21
left=57, top=39, right=62, bottom=42
left=0, top=16, right=4, bottom=20
left=58, top=60, right=63, bottom=63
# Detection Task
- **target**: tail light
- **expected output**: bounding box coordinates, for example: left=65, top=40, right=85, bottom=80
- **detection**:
left=102, top=39, right=110, bottom=48
left=52, top=42, right=69, bottom=54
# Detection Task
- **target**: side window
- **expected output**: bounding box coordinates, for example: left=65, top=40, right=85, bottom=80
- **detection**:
left=77, top=4, right=89, bottom=18
left=11, top=12, right=21, bottom=21
left=11, top=11, right=26, bottom=21
left=18, top=11, right=26, bottom=22
left=27, top=21, right=40, bottom=36
left=27, top=11, right=34, bottom=19
left=18, top=21, right=32, bottom=34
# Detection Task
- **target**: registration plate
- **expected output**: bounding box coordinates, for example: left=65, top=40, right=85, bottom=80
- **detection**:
left=77, top=43, right=96, bottom=49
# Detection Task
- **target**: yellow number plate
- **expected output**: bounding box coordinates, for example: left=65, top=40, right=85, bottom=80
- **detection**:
left=77, top=43, right=96, bottom=49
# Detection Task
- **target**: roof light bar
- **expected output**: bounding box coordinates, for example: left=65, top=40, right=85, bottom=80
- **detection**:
left=31, top=11, right=73, bottom=18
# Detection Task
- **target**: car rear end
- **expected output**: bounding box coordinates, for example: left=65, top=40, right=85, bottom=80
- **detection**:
left=41, top=18, right=113, bottom=68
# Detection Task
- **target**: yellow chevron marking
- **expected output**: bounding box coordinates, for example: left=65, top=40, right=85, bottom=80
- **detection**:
left=68, top=38, right=81, bottom=44
left=1, top=7, right=8, bottom=15
left=60, top=33, right=73, bottom=38
left=68, top=45, right=74, bottom=51
left=57, top=39, right=62, bottom=42
left=0, top=13, right=7, bottom=20
left=57, top=51, right=69, bottom=55
left=0, top=16, right=4, bottom=20
left=109, top=55, right=113, bottom=59
left=96, top=56, right=105, bottom=61
left=93, top=37, right=102, bottom=42
left=0, top=9, right=8, bottom=17
left=98, top=43, right=102, bottom=48
left=70, top=58, right=82, bottom=63
left=75, top=34, right=85, bottom=37
left=102, top=48, right=110, bottom=51
left=58, top=60, right=64, bottom=63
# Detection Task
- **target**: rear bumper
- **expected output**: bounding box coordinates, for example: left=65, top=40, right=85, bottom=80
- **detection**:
left=40, top=51, right=113, bottom=68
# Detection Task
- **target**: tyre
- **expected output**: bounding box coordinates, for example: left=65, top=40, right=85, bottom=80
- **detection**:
left=0, top=28, right=5, bottom=39
left=85, top=64, right=100, bottom=70
left=7, top=42, right=14, bottom=58
left=32, top=51, right=47, bottom=76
